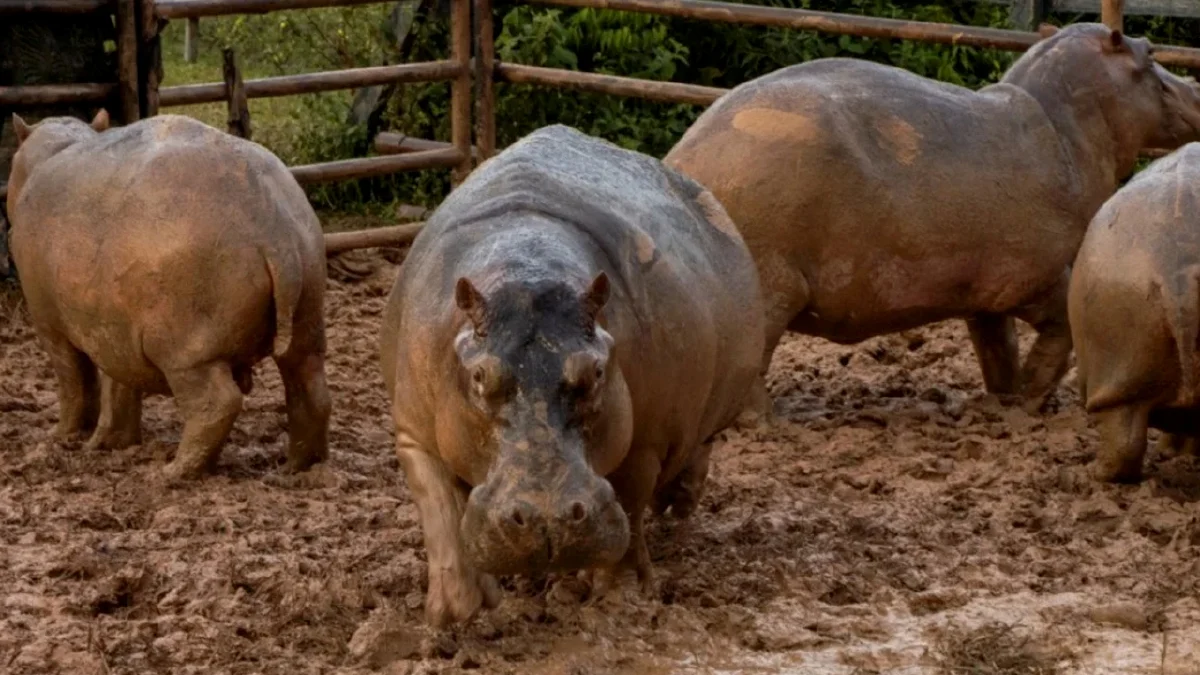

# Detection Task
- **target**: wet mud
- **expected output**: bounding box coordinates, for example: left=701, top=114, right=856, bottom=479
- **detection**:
left=2, top=254, right=1198, bottom=674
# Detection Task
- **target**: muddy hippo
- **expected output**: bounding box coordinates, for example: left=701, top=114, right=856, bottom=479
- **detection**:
left=7, top=111, right=330, bottom=480
left=379, top=124, right=764, bottom=626
left=1069, top=143, right=1200, bottom=483
left=665, top=23, right=1200, bottom=416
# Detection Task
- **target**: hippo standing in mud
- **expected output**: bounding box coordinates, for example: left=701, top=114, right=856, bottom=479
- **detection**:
left=7, top=112, right=330, bottom=480
left=380, top=124, right=764, bottom=626
left=665, top=23, right=1200, bottom=416
left=1069, top=143, right=1200, bottom=483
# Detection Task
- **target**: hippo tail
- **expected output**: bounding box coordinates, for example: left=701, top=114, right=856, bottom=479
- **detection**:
left=264, top=246, right=302, bottom=359
left=1167, top=272, right=1200, bottom=408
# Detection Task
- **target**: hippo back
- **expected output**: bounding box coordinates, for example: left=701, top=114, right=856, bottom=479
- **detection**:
left=389, top=125, right=764, bottom=451
left=1070, top=142, right=1200, bottom=411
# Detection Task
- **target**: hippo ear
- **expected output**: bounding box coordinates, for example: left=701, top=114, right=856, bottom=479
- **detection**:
left=455, top=277, right=488, bottom=334
left=582, top=272, right=610, bottom=325
left=90, top=109, right=110, bottom=132
left=1036, top=23, right=1059, bottom=39
left=12, top=114, right=32, bottom=145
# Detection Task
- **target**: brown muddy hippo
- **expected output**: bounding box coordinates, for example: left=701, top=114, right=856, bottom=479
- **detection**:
left=665, top=23, right=1200, bottom=416
left=7, top=111, right=330, bottom=481
left=1069, top=142, right=1200, bottom=483
left=380, top=124, right=764, bottom=626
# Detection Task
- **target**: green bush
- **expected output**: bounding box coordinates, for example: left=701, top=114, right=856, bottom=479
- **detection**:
left=163, top=0, right=1199, bottom=211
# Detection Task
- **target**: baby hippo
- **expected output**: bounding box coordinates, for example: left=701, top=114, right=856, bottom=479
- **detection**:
left=7, top=111, right=330, bottom=480
left=1069, top=142, right=1200, bottom=483
left=380, top=125, right=765, bottom=627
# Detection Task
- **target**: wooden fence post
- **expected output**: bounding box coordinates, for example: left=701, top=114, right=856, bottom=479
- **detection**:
left=1102, top=0, right=1124, bottom=32
left=117, top=0, right=141, bottom=123
left=1009, top=0, right=1044, bottom=31
left=474, top=0, right=495, bottom=162
left=184, top=17, right=200, bottom=62
left=223, top=48, right=251, bottom=139
left=449, top=0, right=472, bottom=186
left=139, top=0, right=164, bottom=117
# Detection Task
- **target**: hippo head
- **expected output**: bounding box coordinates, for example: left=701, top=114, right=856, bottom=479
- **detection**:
left=7, top=110, right=109, bottom=211
left=453, top=271, right=631, bottom=576
left=1017, top=25, right=1200, bottom=172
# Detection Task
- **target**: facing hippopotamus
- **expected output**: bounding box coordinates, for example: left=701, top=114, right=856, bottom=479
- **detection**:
left=7, top=112, right=330, bottom=480
left=380, top=124, right=764, bottom=627
left=1069, top=142, right=1200, bottom=483
left=665, top=23, right=1200, bottom=416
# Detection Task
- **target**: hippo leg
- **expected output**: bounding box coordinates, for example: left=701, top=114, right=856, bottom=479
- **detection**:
left=652, top=441, right=712, bottom=520
left=966, top=313, right=1019, bottom=396
left=41, top=335, right=101, bottom=440
left=161, top=362, right=244, bottom=480
left=1091, top=403, right=1151, bottom=483
left=1014, top=272, right=1072, bottom=413
left=744, top=271, right=812, bottom=428
left=589, top=449, right=661, bottom=598
left=274, top=350, right=331, bottom=473
left=84, top=373, right=142, bottom=451
left=396, top=433, right=500, bottom=627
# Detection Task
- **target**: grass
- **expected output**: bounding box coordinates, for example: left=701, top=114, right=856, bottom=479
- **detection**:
left=156, top=12, right=428, bottom=224
left=933, top=623, right=1075, bottom=675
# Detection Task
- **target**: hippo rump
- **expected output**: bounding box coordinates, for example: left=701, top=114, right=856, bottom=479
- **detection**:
left=379, top=124, right=765, bottom=626
left=665, top=23, right=1200, bottom=417
left=1069, top=142, right=1200, bottom=483
left=7, top=111, right=330, bottom=481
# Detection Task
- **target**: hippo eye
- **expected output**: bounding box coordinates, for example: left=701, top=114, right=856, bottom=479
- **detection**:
left=472, top=368, right=485, bottom=384
left=594, top=365, right=604, bottom=382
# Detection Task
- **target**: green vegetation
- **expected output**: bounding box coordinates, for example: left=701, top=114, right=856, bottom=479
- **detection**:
left=159, top=0, right=1199, bottom=214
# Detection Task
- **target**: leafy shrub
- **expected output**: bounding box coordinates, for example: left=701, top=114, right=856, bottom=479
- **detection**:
left=170, top=0, right=1199, bottom=210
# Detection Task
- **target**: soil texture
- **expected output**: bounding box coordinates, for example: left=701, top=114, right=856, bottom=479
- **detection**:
left=2, top=253, right=1198, bottom=675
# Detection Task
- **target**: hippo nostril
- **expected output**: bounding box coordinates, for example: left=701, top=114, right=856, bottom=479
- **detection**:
left=510, top=508, right=526, bottom=528
left=569, top=501, right=587, bottom=523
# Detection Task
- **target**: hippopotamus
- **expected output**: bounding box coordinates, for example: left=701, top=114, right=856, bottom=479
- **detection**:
left=379, top=124, right=764, bottom=626
left=664, top=23, right=1200, bottom=417
left=7, top=111, right=330, bottom=480
left=1069, top=142, right=1200, bottom=483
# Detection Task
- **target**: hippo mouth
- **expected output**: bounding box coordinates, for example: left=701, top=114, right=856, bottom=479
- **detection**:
left=460, top=484, right=631, bottom=577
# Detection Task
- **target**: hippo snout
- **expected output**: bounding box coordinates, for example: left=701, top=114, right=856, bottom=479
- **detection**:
left=461, top=467, right=630, bottom=576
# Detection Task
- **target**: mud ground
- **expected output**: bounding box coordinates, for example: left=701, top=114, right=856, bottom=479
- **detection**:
left=2, top=251, right=1198, bottom=675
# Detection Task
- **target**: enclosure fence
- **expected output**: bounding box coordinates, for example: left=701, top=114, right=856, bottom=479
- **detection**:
left=4, top=0, right=1200, bottom=248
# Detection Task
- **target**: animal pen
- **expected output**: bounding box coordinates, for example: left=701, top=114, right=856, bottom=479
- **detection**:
left=3, top=0, right=1200, bottom=255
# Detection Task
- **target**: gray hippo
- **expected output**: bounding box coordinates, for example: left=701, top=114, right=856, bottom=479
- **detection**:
left=379, top=124, right=765, bottom=627
left=7, top=111, right=330, bottom=480
left=664, top=23, right=1200, bottom=416
left=1069, top=142, right=1200, bottom=483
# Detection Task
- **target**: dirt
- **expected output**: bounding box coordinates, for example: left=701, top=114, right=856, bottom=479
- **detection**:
left=2, top=253, right=1199, bottom=675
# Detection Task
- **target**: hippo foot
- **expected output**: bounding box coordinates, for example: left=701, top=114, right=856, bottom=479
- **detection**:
left=279, top=453, right=325, bottom=476
left=425, top=564, right=501, bottom=628
left=83, top=428, right=141, bottom=452
left=582, top=546, right=656, bottom=600
left=161, top=454, right=218, bottom=483
left=1090, top=460, right=1144, bottom=485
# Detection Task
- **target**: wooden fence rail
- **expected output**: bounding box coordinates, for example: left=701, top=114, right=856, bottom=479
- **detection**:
left=4, top=0, right=1200, bottom=258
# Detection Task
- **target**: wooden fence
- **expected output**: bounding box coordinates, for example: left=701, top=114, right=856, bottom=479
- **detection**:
left=3, top=0, right=1200, bottom=253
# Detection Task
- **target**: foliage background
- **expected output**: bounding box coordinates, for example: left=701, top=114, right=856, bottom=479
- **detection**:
left=160, top=0, right=1200, bottom=214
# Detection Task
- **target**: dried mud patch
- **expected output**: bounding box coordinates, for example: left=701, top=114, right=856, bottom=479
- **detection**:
left=2, top=258, right=1199, bottom=674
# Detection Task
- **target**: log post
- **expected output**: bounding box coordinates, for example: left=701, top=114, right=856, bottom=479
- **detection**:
left=184, top=17, right=200, bottom=62
left=449, top=0, right=472, bottom=186
left=139, top=0, right=164, bottom=117
left=223, top=48, right=252, bottom=139
left=117, top=0, right=141, bottom=124
left=474, top=0, right=495, bottom=162
left=1009, top=0, right=1044, bottom=32
left=1102, top=0, right=1124, bottom=32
